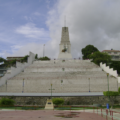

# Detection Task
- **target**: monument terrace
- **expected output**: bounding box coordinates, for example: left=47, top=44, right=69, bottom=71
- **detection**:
left=0, top=26, right=119, bottom=96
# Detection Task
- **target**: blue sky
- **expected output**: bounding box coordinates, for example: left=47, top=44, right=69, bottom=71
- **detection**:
left=0, top=0, right=56, bottom=58
left=1, top=0, right=120, bottom=59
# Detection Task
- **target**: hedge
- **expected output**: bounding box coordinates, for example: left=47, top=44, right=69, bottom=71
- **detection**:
left=103, top=91, right=119, bottom=96
left=0, top=98, right=15, bottom=106
left=52, top=98, right=64, bottom=105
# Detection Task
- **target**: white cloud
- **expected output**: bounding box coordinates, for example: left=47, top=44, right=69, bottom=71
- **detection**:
left=16, top=23, right=50, bottom=39
left=6, top=0, right=120, bottom=59
left=0, top=53, right=4, bottom=57
left=11, top=45, right=23, bottom=50
left=34, top=12, right=41, bottom=16
left=24, top=16, right=28, bottom=20
left=46, top=0, right=120, bottom=58
left=4, top=42, right=58, bottom=59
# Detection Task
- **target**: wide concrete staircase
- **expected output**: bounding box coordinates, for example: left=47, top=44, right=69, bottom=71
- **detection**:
left=0, top=60, right=119, bottom=93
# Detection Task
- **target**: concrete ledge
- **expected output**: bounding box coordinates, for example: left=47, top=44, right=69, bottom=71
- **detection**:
left=0, top=92, right=104, bottom=96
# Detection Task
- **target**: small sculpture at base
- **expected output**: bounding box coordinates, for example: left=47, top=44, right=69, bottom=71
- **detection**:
left=45, top=99, right=54, bottom=110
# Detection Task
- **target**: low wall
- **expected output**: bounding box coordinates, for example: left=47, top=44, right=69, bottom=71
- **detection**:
left=0, top=52, right=35, bottom=87
left=0, top=96, right=120, bottom=106
left=100, top=63, right=118, bottom=78
left=100, top=62, right=120, bottom=83
left=118, top=77, right=120, bottom=83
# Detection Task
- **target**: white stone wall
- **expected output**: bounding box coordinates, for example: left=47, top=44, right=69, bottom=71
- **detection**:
left=100, top=62, right=120, bottom=83
left=0, top=52, right=35, bottom=87
left=0, top=60, right=119, bottom=93
left=118, top=77, right=120, bottom=83
left=100, top=62, right=118, bottom=77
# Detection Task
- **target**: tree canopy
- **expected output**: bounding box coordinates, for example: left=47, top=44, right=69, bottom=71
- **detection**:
left=89, top=51, right=111, bottom=65
left=0, top=57, right=6, bottom=63
left=52, top=98, right=64, bottom=105
left=35, top=54, right=38, bottom=59
left=110, top=61, right=120, bottom=74
left=103, top=91, right=119, bottom=96
left=21, top=55, right=29, bottom=63
left=81, top=45, right=99, bottom=59
left=39, top=56, right=50, bottom=61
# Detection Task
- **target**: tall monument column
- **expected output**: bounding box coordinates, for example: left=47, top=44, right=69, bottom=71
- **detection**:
left=58, top=27, right=72, bottom=59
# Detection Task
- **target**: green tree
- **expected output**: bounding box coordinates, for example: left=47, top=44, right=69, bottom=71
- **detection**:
left=39, top=56, right=50, bottom=61
left=52, top=98, right=64, bottom=105
left=0, top=98, right=15, bottom=106
left=35, top=54, right=38, bottom=59
left=118, top=87, right=120, bottom=94
left=21, top=55, right=29, bottom=63
left=10, top=59, right=16, bottom=65
left=82, top=45, right=99, bottom=59
left=89, top=51, right=111, bottom=65
left=0, top=57, right=6, bottom=63
left=110, top=61, right=120, bottom=74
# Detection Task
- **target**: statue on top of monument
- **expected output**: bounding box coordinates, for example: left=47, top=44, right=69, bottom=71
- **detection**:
left=62, top=45, right=67, bottom=52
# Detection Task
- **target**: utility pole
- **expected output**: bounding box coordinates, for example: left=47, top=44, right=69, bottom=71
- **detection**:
left=22, top=78, right=24, bottom=93
left=89, top=78, right=90, bottom=92
left=107, top=73, right=110, bottom=103
left=43, top=44, right=45, bottom=57
left=64, top=15, right=66, bottom=27
left=49, top=84, right=55, bottom=99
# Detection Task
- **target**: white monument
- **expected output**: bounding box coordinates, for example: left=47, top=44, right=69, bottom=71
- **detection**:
left=58, top=27, right=72, bottom=59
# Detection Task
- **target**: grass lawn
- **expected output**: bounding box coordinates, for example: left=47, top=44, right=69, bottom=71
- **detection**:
left=0, top=106, right=44, bottom=110
left=0, top=105, right=119, bottom=110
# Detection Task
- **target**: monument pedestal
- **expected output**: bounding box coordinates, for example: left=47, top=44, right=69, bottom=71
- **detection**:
left=58, top=52, right=72, bottom=59
left=45, top=99, right=54, bottom=110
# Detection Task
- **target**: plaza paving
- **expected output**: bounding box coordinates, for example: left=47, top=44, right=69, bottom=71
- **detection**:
left=0, top=110, right=106, bottom=120
left=0, top=108, right=120, bottom=120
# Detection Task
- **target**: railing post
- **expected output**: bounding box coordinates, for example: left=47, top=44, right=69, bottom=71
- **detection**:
left=112, top=111, right=113, bottom=120
left=101, top=108, right=102, bottom=116
left=106, top=109, right=108, bottom=120
left=97, top=107, right=98, bottom=115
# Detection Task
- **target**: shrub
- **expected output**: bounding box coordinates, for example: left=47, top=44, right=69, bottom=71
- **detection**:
left=52, top=98, right=64, bottom=105
left=103, top=91, right=119, bottom=96
left=67, top=101, right=70, bottom=105
left=35, top=54, right=38, bottom=59
left=39, top=56, right=50, bottom=61
left=118, top=87, right=120, bottom=94
left=0, top=98, right=15, bottom=106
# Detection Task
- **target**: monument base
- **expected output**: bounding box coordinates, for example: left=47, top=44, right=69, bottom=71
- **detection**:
left=58, top=52, right=72, bottom=59
left=45, top=99, right=54, bottom=110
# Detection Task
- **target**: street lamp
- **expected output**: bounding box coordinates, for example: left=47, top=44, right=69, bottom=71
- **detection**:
left=43, top=44, right=45, bottom=57
left=6, top=80, right=7, bottom=92
left=61, top=80, right=63, bottom=91
left=107, top=73, right=110, bottom=105
left=22, top=78, right=24, bottom=93
left=89, top=78, right=90, bottom=92
left=49, top=84, right=55, bottom=99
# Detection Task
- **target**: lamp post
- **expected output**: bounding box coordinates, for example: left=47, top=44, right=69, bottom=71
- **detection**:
left=6, top=80, right=7, bottom=92
left=107, top=73, right=110, bottom=105
left=22, top=78, right=24, bottom=93
left=61, top=80, right=63, bottom=91
left=89, top=78, right=90, bottom=92
left=43, top=44, right=45, bottom=57
left=49, top=84, right=55, bottom=99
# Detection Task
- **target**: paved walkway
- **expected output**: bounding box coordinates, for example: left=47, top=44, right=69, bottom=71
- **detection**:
left=0, top=110, right=106, bottom=120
